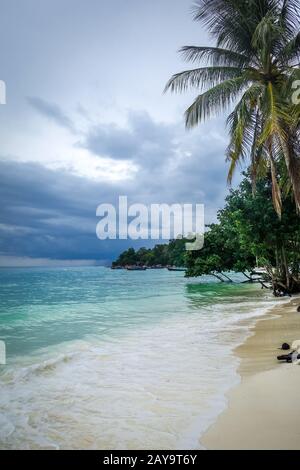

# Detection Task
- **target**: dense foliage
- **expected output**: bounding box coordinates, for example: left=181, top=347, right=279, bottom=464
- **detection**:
left=186, top=173, right=300, bottom=293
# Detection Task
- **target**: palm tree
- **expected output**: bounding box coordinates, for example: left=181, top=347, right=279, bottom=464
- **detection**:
left=165, top=0, right=300, bottom=216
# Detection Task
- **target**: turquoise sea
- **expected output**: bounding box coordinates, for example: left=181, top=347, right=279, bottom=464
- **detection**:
left=0, top=267, right=281, bottom=449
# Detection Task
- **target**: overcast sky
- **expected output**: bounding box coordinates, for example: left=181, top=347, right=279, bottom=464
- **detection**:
left=0, top=0, right=241, bottom=266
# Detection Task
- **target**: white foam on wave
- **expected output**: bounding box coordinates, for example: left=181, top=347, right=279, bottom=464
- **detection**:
left=0, top=294, right=286, bottom=450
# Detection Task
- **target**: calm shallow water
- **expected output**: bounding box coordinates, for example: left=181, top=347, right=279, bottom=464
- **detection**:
left=0, top=267, right=280, bottom=449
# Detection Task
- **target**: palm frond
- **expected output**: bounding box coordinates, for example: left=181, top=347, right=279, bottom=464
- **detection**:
left=280, top=0, right=300, bottom=39
left=269, top=151, right=283, bottom=218
left=227, top=107, right=256, bottom=183
left=226, top=83, right=264, bottom=183
left=192, top=0, right=277, bottom=56
left=179, top=46, right=250, bottom=67
left=262, top=82, right=300, bottom=212
left=184, top=76, right=249, bottom=127
left=284, top=133, right=300, bottom=213
left=278, top=32, right=300, bottom=65
left=164, top=66, right=243, bottom=93
left=252, top=11, right=285, bottom=62
left=259, top=82, right=290, bottom=144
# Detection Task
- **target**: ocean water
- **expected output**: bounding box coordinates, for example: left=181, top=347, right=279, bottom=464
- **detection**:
left=0, top=267, right=281, bottom=450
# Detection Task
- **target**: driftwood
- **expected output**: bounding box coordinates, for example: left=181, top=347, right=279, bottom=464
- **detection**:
left=277, top=351, right=300, bottom=363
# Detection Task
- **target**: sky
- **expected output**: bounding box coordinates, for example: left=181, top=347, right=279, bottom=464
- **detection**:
left=0, top=0, right=241, bottom=266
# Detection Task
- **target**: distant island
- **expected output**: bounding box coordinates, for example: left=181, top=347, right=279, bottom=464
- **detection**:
left=111, top=237, right=187, bottom=270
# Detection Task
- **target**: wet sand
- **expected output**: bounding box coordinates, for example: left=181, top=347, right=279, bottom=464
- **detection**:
left=201, top=297, right=300, bottom=450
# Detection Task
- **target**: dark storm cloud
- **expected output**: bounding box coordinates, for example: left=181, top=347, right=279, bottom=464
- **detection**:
left=0, top=109, right=231, bottom=265
left=80, top=110, right=230, bottom=205
left=81, top=111, right=178, bottom=165
left=0, top=159, right=115, bottom=262
left=83, top=124, right=139, bottom=160
left=27, top=97, right=75, bottom=132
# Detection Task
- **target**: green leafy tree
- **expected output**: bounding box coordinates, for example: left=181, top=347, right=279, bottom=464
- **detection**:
left=186, top=172, right=300, bottom=293
left=185, top=221, right=256, bottom=280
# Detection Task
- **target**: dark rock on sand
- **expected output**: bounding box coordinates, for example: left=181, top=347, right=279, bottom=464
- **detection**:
left=277, top=352, right=300, bottom=362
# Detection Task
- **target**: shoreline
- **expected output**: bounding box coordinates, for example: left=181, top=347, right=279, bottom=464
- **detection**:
left=201, top=296, right=300, bottom=450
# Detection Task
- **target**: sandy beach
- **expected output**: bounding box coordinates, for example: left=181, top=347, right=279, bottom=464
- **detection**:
left=201, top=296, right=300, bottom=450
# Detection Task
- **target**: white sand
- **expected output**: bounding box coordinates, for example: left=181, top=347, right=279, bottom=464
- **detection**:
left=201, top=297, right=300, bottom=450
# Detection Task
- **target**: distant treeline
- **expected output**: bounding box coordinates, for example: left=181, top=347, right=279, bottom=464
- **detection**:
left=112, top=238, right=187, bottom=268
